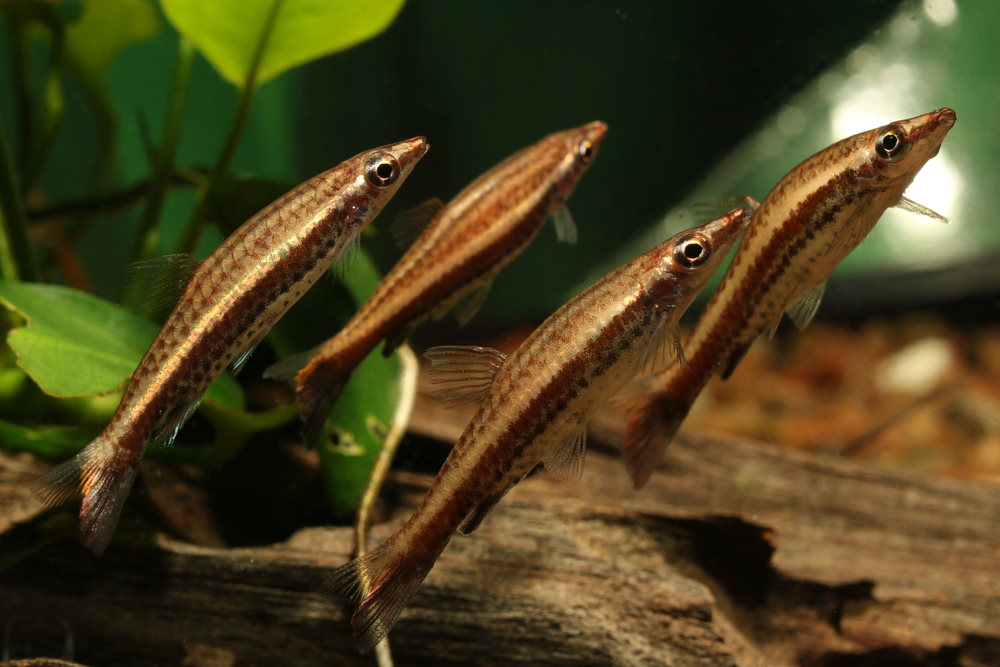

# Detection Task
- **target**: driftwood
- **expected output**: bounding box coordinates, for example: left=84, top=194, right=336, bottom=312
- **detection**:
left=1, top=395, right=999, bottom=666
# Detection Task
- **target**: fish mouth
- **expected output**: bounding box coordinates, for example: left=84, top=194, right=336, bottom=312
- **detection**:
left=582, top=120, right=609, bottom=149
left=699, top=206, right=752, bottom=254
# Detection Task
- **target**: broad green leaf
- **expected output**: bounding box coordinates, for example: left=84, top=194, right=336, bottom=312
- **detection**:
left=0, top=282, right=243, bottom=408
left=161, top=0, right=406, bottom=87
left=65, top=0, right=160, bottom=83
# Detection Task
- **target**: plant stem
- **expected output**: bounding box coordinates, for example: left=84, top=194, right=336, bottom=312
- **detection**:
left=173, top=0, right=284, bottom=255
left=134, top=38, right=195, bottom=261
left=0, top=113, right=36, bottom=281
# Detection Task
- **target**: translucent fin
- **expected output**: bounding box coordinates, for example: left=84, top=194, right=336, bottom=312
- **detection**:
left=151, top=399, right=201, bottom=448
left=263, top=346, right=317, bottom=381
left=622, top=390, right=691, bottom=489
left=383, top=325, right=414, bottom=358
left=450, top=281, right=492, bottom=326
left=719, top=342, right=751, bottom=380
left=765, top=313, right=783, bottom=341
left=229, top=333, right=267, bottom=376
left=457, top=488, right=509, bottom=535
left=34, top=438, right=138, bottom=555
left=424, top=345, right=507, bottom=409
left=543, top=425, right=587, bottom=483
left=325, top=538, right=436, bottom=652
left=635, top=314, right=685, bottom=377
left=295, top=359, right=350, bottom=448
left=121, top=253, right=199, bottom=317
left=895, top=195, right=948, bottom=223
left=391, top=198, right=445, bottom=250
left=551, top=205, right=578, bottom=244
left=690, top=195, right=761, bottom=222
left=785, top=282, right=826, bottom=331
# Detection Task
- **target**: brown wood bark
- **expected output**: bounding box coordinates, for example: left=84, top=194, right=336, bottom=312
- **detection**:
left=1, top=398, right=998, bottom=666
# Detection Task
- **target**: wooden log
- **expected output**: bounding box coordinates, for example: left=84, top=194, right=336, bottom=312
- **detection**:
left=2, top=398, right=999, bottom=665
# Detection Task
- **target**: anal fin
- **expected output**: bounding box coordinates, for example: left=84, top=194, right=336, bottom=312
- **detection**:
left=151, top=399, right=201, bottom=448
left=458, top=488, right=509, bottom=535
left=719, top=342, right=751, bottom=380
left=449, top=281, right=492, bottom=326
left=785, top=282, right=826, bottom=331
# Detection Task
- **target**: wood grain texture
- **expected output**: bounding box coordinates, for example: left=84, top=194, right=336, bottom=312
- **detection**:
left=2, top=395, right=998, bottom=665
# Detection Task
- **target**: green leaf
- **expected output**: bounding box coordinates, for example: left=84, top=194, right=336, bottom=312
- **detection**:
left=0, top=282, right=243, bottom=408
left=65, top=0, right=161, bottom=83
left=0, top=416, right=97, bottom=459
left=161, top=0, right=406, bottom=87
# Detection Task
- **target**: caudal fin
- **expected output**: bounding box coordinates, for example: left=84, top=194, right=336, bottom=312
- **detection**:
left=325, top=538, right=435, bottom=652
left=622, top=392, right=690, bottom=490
left=34, top=439, right=139, bottom=555
left=295, top=360, right=350, bottom=448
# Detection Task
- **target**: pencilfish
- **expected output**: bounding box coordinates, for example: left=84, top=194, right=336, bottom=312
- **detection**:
left=327, top=208, right=750, bottom=650
left=274, top=122, right=607, bottom=446
left=36, top=137, right=430, bottom=554
left=623, top=107, right=957, bottom=488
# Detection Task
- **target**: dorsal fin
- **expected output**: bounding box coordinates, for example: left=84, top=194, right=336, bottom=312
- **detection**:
left=229, top=332, right=268, bottom=376
left=150, top=399, right=202, bottom=448
left=542, top=425, right=587, bottom=483
left=785, top=282, right=826, bottom=331
left=551, top=205, right=578, bottom=244
left=391, top=198, right=445, bottom=250
left=895, top=195, right=948, bottom=223
left=423, top=345, right=507, bottom=409
left=458, top=487, right=510, bottom=535
left=122, top=253, right=199, bottom=318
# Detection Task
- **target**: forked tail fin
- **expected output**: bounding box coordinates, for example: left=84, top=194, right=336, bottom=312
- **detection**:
left=622, top=389, right=691, bottom=490
left=34, top=437, right=139, bottom=555
left=325, top=538, right=436, bottom=652
left=295, top=360, right=351, bottom=449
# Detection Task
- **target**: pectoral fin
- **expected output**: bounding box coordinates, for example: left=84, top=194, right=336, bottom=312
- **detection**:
left=423, top=345, right=507, bottom=409
left=551, top=205, right=578, bottom=244
left=543, top=425, right=587, bottom=483
left=895, top=195, right=948, bottom=223
left=449, top=281, right=492, bottom=326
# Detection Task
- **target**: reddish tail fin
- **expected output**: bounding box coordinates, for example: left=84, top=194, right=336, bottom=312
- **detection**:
left=34, top=438, right=139, bottom=555
left=295, top=360, right=350, bottom=449
left=622, top=391, right=691, bottom=489
left=325, top=538, right=435, bottom=652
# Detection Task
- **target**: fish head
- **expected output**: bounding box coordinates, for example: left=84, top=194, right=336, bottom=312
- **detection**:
left=848, top=107, right=956, bottom=190
left=545, top=120, right=609, bottom=192
left=645, top=207, right=751, bottom=312
left=335, top=136, right=430, bottom=232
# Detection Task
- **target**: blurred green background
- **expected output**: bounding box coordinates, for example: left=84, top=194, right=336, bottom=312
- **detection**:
left=7, top=0, right=994, bottom=342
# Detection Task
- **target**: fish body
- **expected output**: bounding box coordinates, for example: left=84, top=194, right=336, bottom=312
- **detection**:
left=328, top=209, right=750, bottom=650
left=623, top=107, right=957, bottom=488
left=37, top=137, right=430, bottom=554
left=285, top=122, right=608, bottom=446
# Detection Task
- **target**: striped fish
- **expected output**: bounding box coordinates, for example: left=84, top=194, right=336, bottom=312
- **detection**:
left=623, top=107, right=957, bottom=488
left=275, top=122, right=608, bottom=446
left=327, top=208, right=750, bottom=650
left=36, top=137, right=430, bottom=554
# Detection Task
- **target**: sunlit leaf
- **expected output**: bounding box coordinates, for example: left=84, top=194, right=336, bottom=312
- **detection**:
left=64, top=0, right=160, bottom=83
left=0, top=417, right=97, bottom=459
left=161, top=0, right=406, bottom=87
left=0, top=282, right=243, bottom=408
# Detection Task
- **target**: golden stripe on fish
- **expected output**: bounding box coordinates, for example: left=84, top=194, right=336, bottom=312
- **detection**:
left=326, top=208, right=751, bottom=650
left=35, top=137, right=430, bottom=555
left=270, top=122, right=608, bottom=447
left=622, top=107, right=957, bottom=488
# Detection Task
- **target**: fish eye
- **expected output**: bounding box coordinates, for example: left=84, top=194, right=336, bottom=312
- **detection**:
left=365, top=155, right=400, bottom=187
left=577, top=139, right=594, bottom=163
left=673, top=234, right=710, bottom=269
left=876, top=125, right=909, bottom=162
